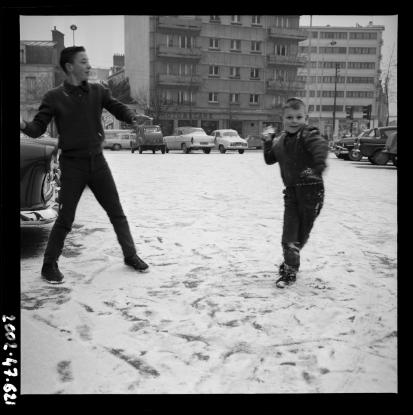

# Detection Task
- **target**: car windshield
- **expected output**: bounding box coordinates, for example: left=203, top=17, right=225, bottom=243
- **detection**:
left=382, top=129, right=396, bottom=139
left=182, top=128, right=205, bottom=134
left=144, top=127, right=161, bottom=133
left=223, top=131, right=239, bottom=137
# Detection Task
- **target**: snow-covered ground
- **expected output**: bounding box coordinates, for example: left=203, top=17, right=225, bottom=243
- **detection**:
left=20, top=150, right=397, bottom=394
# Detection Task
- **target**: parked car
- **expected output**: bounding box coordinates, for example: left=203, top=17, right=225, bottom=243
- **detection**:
left=102, top=129, right=135, bottom=150
left=333, top=134, right=359, bottom=161
left=211, top=129, right=248, bottom=154
left=246, top=135, right=263, bottom=149
left=351, top=126, right=397, bottom=165
left=131, top=125, right=165, bottom=154
left=163, top=127, right=215, bottom=154
left=20, top=133, right=60, bottom=226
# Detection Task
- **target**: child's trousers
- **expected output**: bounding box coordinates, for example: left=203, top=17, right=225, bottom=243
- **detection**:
left=281, top=183, right=324, bottom=271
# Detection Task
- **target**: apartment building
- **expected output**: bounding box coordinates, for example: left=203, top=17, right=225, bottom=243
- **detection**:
left=297, top=22, right=386, bottom=137
left=124, top=15, right=307, bottom=136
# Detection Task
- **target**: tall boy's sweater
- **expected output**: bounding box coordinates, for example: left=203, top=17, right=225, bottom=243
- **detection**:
left=263, top=125, right=329, bottom=187
left=21, top=80, right=137, bottom=157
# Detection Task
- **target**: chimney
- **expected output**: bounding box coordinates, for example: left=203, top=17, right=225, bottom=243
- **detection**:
left=51, top=27, right=65, bottom=54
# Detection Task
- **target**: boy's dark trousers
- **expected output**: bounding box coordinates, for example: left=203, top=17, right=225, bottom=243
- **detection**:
left=43, top=153, right=136, bottom=264
left=281, top=183, right=324, bottom=271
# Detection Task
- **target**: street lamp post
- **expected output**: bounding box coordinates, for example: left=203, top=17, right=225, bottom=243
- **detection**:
left=70, top=24, right=77, bottom=46
left=330, top=41, right=339, bottom=140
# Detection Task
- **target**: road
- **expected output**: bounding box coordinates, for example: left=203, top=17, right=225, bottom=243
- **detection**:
left=20, top=149, right=397, bottom=394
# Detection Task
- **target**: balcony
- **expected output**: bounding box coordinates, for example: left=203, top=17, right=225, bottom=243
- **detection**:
left=157, top=73, right=202, bottom=87
left=267, top=54, right=307, bottom=67
left=267, top=27, right=308, bottom=41
left=157, top=16, right=202, bottom=32
left=157, top=45, right=202, bottom=59
left=266, top=79, right=306, bottom=92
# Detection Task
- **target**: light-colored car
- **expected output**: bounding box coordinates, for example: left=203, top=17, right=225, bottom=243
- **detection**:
left=163, top=127, right=215, bottom=154
left=102, top=129, right=136, bottom=150
left=212, top=129, right=248, bottom=154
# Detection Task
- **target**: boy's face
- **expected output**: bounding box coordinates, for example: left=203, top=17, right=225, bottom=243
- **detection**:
left=66, top=51, right=91, bottom=82
left=283, top=106, right=308, bottom=134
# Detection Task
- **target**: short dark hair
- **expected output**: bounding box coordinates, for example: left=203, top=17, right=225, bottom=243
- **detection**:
left=59, top=46, right=86, bottom=74
left=282, top=97, right=306, bottom=112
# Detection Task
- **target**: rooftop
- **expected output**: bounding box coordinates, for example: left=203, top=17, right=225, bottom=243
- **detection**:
left=20, top=40, right=57, bottom=47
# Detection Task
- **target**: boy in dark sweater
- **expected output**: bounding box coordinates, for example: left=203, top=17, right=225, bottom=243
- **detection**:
left=263, top=98, right=329, bottom=288
left=20, top=46, right=152, bottom=284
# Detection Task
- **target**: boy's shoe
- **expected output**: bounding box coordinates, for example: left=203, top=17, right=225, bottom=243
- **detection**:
left=41, top=262, right=64, bottom=284
left=275, top=263, right=296, bottom=288
left=124, top=255, right=149, bottom=273
left=275, top=273, right=296, bottom=288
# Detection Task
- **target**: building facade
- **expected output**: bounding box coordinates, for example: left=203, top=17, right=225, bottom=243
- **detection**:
left=125, top=15, right=307, bottom=136
left=297, top=22, right=386, bottom=138
left=20, top=27, right=66, bottom=135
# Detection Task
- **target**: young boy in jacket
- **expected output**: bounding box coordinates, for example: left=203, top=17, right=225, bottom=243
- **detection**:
left=20, top=46, right=152, bottom=284
left=263, top=97, right=329, bottom=288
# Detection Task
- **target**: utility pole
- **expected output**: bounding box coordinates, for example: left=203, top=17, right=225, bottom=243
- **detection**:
left=385, top=42, right=395, bottom=126
left=305, top=15, right=312, bottom=108
left=330, top=41, right=338, bottom=140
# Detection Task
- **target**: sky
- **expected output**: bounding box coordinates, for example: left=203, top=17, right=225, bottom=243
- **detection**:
left=19, top=14, right=397, bottom=111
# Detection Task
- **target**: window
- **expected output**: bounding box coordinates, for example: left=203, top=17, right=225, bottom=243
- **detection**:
left=166, top=35, right=173, bottom=48
left=231, top=15, right=241, bottom=24
left=349, top=32, right=377, bottom=39
left=299, top=46, right=317, bottom=54
left=348, top=62, right=375, bottom=69
left=179, top=63, right=195, bottom=76
left=250, top=68, right=260, bottom=79
left=346, top=91, right=374, bottom=98
left=311, top=31, right=319, bottom=38
left=275, top=16, right=289, bottom=28
left=320, top=32, right=347, bottom=39
left=26, top=76, right=36, bottom=92
left=319, top=61, right=346, bottom=69
left=179, top=35, right=195, bottom=49
left=162, top=90, right=173, bottom=105
left=230, top=66, right=240, bottom=78
left=209, top=65, right=219, bottom=77
left=349, top=47, right=376, bottom=54
left=210, top=15, right=220, bottom=23
left=208, top=92, right=218, bottom=103
left=319, top=46, right=347, bottom=54
left=347, top=77, right=375, bottom=83
left=20, top=46, right=25, bottom=63
left=230, top=39, right=241, bottom=51
left=178, top=90, right=192, bottom=105
left=252, top=16, right=261, bottom=25
left=275, top=44, right=287, bottom=56
left=230, top=93, right=239, bottom=104
left=249, top=94, right=259, bottom=104
left=209, top=38, right=219, bottom=49
left=251, top=41, right=261, bottom=53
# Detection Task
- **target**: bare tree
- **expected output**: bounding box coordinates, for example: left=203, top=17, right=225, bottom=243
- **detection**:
left=107, top=77, right=136, bottom=105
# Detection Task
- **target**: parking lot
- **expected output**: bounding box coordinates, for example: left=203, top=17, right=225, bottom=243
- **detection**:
left=20, top=149, right=397, bottom=394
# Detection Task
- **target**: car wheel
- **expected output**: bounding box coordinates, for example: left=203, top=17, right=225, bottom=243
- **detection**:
left=238, top=149, right=244, bottom=154
left=161, top=147, right=166, bottom=154
left=182, top=143, right=190, bottom=154
left=131, top=147, right=135, bottom=154
left=348, top=149, right=362, bottom=161
left=203, top=148, right=211, bottom=154
left=113, top=144, right=121, bottom=151
left=152, top=149, right=155, bottom=154
left=219, top=145, right=226, bottom=154
left=370, top=150, right=390, bottom=165
left=392, top=155, right=397, bottom=167
left=165, top=147, right=169, bottom=153
left=139, top=146, right=143, bottom=154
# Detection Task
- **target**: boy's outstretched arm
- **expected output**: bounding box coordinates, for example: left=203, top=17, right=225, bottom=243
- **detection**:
left=263, top=135, right=277, bottom=165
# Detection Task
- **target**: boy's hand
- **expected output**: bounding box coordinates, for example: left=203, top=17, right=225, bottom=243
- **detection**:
left=20, top=115, right=26, bottom=130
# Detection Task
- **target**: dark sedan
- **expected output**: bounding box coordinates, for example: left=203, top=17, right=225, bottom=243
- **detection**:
left=20, top=133, right=60, bottom=226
